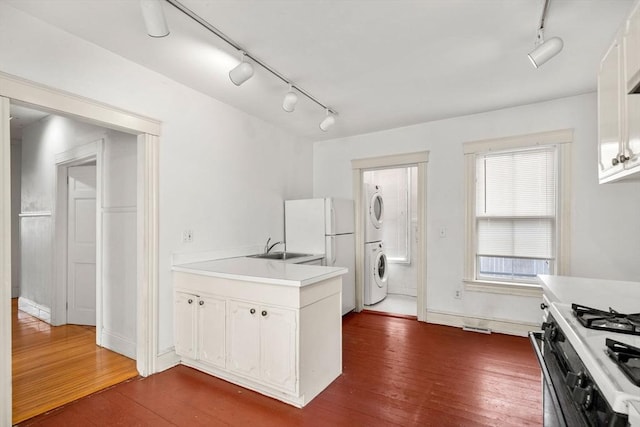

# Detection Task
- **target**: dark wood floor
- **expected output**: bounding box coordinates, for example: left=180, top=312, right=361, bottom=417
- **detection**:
left=19, top=312, right=542, bottom=426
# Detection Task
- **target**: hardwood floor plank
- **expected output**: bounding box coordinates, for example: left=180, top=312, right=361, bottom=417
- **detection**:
left=11, top=299, right=139, bottom=424
left=20, top=311, right=542, bottom=426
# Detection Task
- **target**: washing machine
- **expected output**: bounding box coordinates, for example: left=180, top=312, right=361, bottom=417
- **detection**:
left=365, top=183, right=384, bottom=243
left=364, top=241, right=389, bottom=305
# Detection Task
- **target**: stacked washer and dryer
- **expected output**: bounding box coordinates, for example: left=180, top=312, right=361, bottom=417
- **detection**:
left=364, top=183, right=389, bottom=305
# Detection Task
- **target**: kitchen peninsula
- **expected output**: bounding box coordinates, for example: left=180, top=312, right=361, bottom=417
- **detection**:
left=171, top=257, right=346, bottom=407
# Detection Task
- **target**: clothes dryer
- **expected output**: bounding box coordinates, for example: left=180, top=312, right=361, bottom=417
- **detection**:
left=365, top=183, right=384, bottom=243
left=364, top=241, right=388, bottom=305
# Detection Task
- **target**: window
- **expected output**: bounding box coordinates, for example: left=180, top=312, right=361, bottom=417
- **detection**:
left=464, top=130, right=572, bottom=293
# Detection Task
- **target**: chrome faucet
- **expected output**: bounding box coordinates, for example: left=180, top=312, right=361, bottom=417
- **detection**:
left=264, top=237, right=284, bottom=254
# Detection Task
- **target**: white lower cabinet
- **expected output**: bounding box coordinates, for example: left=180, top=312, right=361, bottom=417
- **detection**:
left=174, top=291, right=226, bottom=369
left=227, top=300, right=296, bottom=392
left=173, top=271, right=342, bottom=407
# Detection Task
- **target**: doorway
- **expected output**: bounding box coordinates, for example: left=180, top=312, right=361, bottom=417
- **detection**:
left=351, top=151, right=428, bottom=321
left=0, top=73, right=161, bottom=426
left=363, top=166, right=418, bottom=317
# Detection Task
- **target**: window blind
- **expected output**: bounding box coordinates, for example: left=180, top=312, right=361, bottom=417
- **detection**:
left=475, top=147, right=556, bottom=260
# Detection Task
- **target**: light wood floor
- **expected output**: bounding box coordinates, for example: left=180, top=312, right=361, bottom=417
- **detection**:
left=20, top=311, right=542, bottom=426
left=11, top=298, right=139, bottom=424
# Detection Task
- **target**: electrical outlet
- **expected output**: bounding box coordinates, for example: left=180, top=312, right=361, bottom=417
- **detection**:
left=454, top=290, right=462, bottom=299
left=182, top=230, right=193, bottom=243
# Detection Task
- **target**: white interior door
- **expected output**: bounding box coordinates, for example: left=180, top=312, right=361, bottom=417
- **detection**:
left=67, top=165, right=97, bottom=326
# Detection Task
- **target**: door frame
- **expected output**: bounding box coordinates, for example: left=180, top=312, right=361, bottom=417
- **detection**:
left=0, top=71, right=161, bottom=425
left=53, top=143, right=100, bottom=329
left=351, top=151, right=429, bottom=321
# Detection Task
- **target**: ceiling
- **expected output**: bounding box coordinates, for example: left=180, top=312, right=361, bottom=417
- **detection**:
left=4, top=0, right=634, bottom=141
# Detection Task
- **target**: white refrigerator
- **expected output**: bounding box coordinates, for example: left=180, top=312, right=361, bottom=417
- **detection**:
left=285, top=198, right=355, bottom=315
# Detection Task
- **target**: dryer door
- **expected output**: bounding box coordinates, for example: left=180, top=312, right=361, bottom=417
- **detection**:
left=369, top=191, right=384, bottom=229
left=374, top=251, right=388, bottom=288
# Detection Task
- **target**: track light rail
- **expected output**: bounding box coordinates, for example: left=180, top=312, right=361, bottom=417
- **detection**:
left=164, top=0, right=336, bottom=115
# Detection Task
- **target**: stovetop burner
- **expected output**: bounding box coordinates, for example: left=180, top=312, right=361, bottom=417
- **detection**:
left=606, top=338, right=640, bottom=387
left=572, top=304, right=640, bottom=336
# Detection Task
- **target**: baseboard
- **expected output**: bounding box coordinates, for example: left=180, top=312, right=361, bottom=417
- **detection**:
left=425, top=310, right=539, bottom=337
left=155, top=349, right=180, bottom=374
left=18, top=297, right=51, bottom=323
left=101, top=329, right=136, bottom=359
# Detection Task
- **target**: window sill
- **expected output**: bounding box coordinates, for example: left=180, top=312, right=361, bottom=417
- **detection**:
left=463, top=279, right=543, bottom=298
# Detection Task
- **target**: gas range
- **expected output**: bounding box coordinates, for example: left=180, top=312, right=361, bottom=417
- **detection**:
left=549, top=301, right=640, bottom=416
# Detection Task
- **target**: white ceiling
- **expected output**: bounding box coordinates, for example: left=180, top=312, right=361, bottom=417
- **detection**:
left=4, top=0, right=634, bottom=141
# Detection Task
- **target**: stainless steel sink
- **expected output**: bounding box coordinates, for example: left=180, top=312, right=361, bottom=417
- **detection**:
left=249, top=251, right=312, bottom=260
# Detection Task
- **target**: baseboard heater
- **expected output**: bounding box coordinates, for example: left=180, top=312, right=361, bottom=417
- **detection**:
left=462, top=326, right=492, bottom=334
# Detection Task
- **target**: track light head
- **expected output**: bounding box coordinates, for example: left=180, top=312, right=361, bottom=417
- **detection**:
left=229, top=52, right=254, bottom=86
left=282, top=84, right=298, bottom=112
left=528, top=36, right=563, bottom=68
left=140, top=0, right=170, bottom=38
left=319, top=109, right=336, bottom=132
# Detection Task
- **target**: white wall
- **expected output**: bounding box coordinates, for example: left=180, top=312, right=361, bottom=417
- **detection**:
left=314, top=93, right=640, bottom=326
left=0, top=4, right=313, bottom=354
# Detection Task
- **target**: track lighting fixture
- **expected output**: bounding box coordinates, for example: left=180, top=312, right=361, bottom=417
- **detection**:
left=282, top=84, right=298, bottom=112
left=528, top=31, right=563, bottom=68
left=229, top=51, right=254, bottom=86
left=319, top=109, right=336, bottom=132
left=528, top=0, right=563, bottom=68
left=153, top=0, right=338, bottom=131
left=140, top=0, right=170, bottom=38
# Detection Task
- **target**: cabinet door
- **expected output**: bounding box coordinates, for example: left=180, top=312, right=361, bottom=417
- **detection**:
left=260, top=306, right=297, bottom=392
left=598, top=40, right=624, bottom=180
left=175, top=292, right=197, bottom=359
left=625, top=1, right=640, bottom=93
left=227, top=300, right=260, bottom=379
left=198, top=295, right=226, bottom=368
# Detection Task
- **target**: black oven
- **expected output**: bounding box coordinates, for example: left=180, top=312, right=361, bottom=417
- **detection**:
left=529, top=316, right=628, bottom=427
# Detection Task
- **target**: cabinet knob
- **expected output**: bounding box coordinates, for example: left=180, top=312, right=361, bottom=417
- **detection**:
left=199, top=300, right=204, bottom=306
left=261, top=310, right=267, bottom=317
left=540, top=303, right=548, bottom=310
left=250, top=308, right=256, bottom=314
left=619, top=153, right=630, bottom=163
left=612, top=157, right=620, bottom=166
left=187, top=298, right=193, bottom=304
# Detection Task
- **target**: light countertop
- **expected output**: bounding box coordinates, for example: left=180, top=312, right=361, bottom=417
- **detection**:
left=172, top=256, right=347, bottom=287
left=538, top=274, right=640, bottom=312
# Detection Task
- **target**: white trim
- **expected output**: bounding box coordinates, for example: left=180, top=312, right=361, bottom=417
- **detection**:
left=1, top=74, right=161, bottom=424
left=425, top=310, right=540, bottom=337
left=18, top=211, right=52, bottom=217
left=351, top=151, right=429, bottom=170
left=17, top=297, right=51, bottom=323
left=463, top=280, right=543, bottom=298
left=101, top=330, right=136, bottom=359
left=52, top=140, right=102, bottom=327
left=352, top=151, right=429, bottom=322
left=137, top=133, right=159, bottom=377
left=0, top=71, right=160, bottom=136
left=463, top=128, right=573, bottom=154
left=155, top=350, right=181, bottom=373
left=103, top=206, right=136, bottom=213
left=463, top=130, right=573, bottom=295
left=0, top=96, right=11, bottom=425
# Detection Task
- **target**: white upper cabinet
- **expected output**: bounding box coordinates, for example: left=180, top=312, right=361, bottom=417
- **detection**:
left=598, top=1, right=640, bottom=184
left=626, top=1, right=640, bottom=93
left=598, top=39, right=624, bottom=181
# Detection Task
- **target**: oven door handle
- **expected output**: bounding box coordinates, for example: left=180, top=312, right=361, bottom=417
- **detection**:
left=529, top=331, right=568, bottom=427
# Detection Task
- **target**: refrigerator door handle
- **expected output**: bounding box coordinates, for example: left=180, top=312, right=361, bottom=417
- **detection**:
left=331, top=206, right=336, bottom=235
left=330, top=236, right=336, bottom=265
